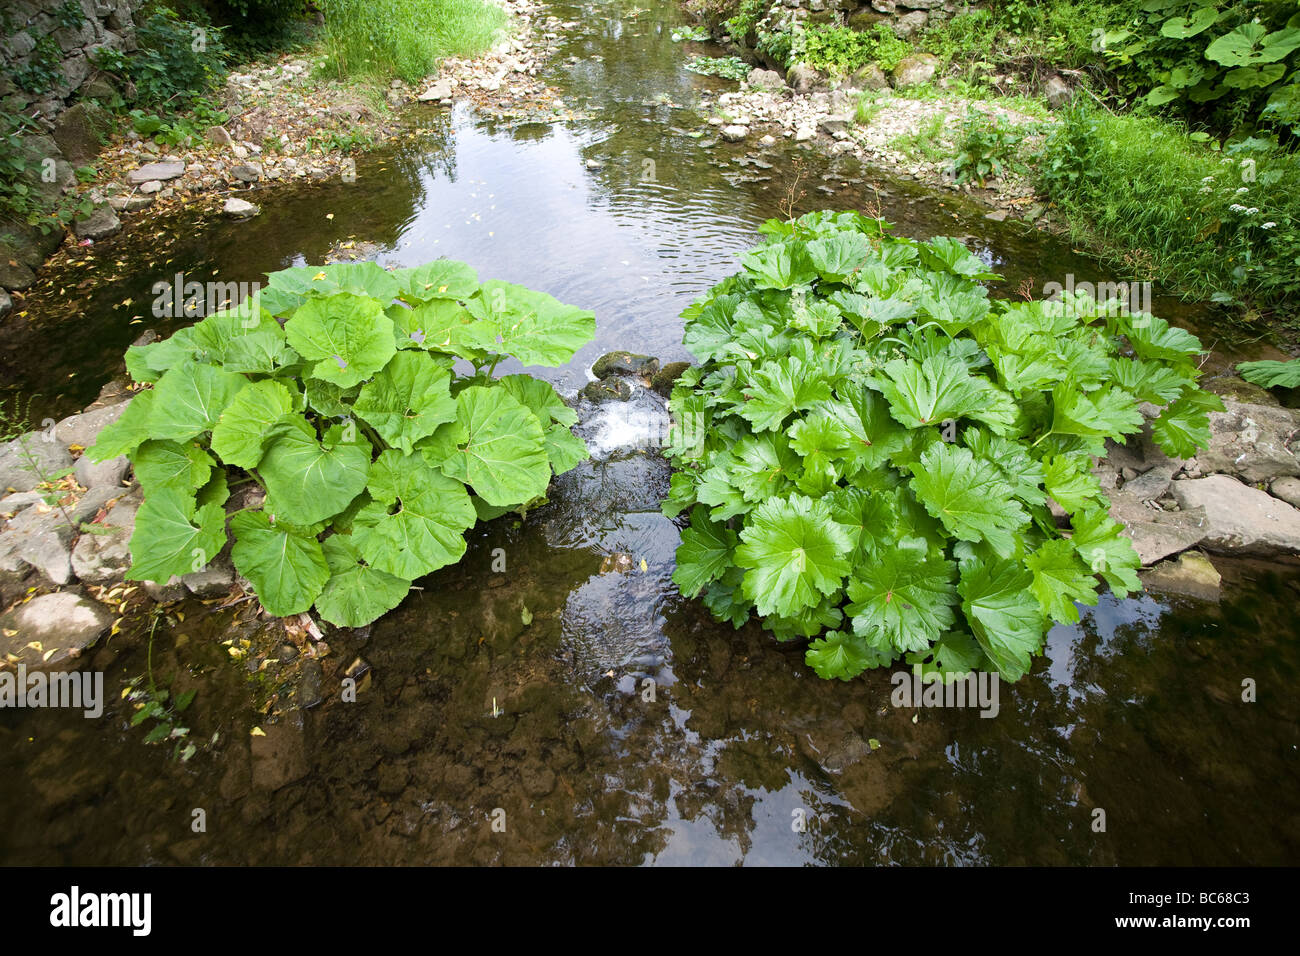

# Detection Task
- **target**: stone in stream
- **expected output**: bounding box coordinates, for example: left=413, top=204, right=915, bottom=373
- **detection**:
left=182, top=555, right=234, bottom=598
left=1170, top=475, right=1300, bottom=556
left=231, top=163, right=263, bottom=183
left=651, top=361, right=691, bottom=398
left=54, top=401, right=128, bottom=448
left=1140, top=551, right=1221, bottom=603
left=583, top=379, right=634, bottom=403
left=73, top=204, right=121, bottom=240
left=1191, top=400, right=1300, bottom=483
left=418, top=78, right=453, bottom=101
left=592, top=351, right=659, bottom=380
left=127, top=161, right=185, bottom=184
left=720, top=125, right=749, bottom=142
left=223, top=197, right=260, bottom=220
left=0, top=591, right=112, bottom=670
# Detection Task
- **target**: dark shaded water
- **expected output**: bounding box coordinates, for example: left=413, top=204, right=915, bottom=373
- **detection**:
left=2, top=0, right=1298, bottom=865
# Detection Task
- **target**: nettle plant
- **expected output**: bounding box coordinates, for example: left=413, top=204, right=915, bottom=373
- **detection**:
left=87, top=261, right=594, bottom=628
left=663, top=211, right=1222, bottom=683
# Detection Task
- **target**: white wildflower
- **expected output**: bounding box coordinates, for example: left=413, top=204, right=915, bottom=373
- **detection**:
left=1262, top=221, right=1277, bottom=229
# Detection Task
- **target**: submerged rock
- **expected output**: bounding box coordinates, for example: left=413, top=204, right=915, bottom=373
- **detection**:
left=583, top=379, right=633, bottom=403
left=250, top=711, right=310, bottom=791
left=591, top=351, right=659, bottom=379
left=1140, top=551, right=1221, bottom=603
left=223, top=197, right=260, bottom=220
left=651, top=361, right=691, bottom=397
left=0, top=592, right=111, bottom=670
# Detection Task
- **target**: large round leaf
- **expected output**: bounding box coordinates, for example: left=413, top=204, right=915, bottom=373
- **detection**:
left=230, top=510, right=330, bottom=616
left=211, top=379, right=296, bottom=469
left=353, top=351, right=457, bottom=454
left=126, top=490, right=226, bottom=583
left=734, top=494, right=853, bottom=618
left=314, top=535, right=411, bottom=627
left=352, top=450, right=476, bottom=579
left=258, top=416, right=371, bottom=526
left=284, top=293, right=397, bottom=388
left=147, top=362, right=247, bottom=442
left=422, top=386, right=551, bottom=506
left=465, top=280, right=596, bottom=367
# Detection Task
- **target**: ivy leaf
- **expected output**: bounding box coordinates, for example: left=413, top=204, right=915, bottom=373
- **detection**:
left=805, top=630, right=892, bottom=681
left=353, top=350, right=457, bottom=454
left=957, top=558, right=1045, bottom=681
left=422, top=385, right=552, bottom=507
left=735, top=356, right=832, bottom=432
left=734, top=494, right=853, bottom=617
left=672, top=505, right=738, bottom=598
left=147, top=362, right=247, bottom=442
left=845, top=541, right=958, bottom=652
left=284, top=293, right=398, bottom=388
left=465, top=281, right=596, bottom=367
left=314, top=535, right=412, bottom=627
left=229, top=510, right=330, bottom=617
left=1024, top=538, right=1099, bottom=624
left=127, top=490, right=226, bottom=583
left=353, top=451, right=477, bottom=578
left=258, top=415, right=372, bottom=526
left=87, top=389, right=158, bottom=462
left=211, top=380, right=296, bottom=469
left=909, top=443, right=1028, bottom=555
left=132, top=440, right=213, bottom=497
left=1070, top=507, right=1142, bottom=597
left=1150, top=388, right=1224, bottom=458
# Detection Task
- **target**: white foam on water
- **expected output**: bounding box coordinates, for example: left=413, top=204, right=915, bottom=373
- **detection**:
left=580, top=397, right=670, bottom=460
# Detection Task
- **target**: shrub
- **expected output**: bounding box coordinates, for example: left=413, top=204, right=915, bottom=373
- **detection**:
left=794, top=22, right=909, bottom=76
left=91, top=7, right=228, bottom=110
left=87, top=261, right=595, bottom=628
left=950, top=107, right=1025, bottom=186
left=663, top=210, right=1221, bottom=683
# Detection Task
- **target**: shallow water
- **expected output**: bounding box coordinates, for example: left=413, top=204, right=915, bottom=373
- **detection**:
left=2, top=0, right=1298, bottom=866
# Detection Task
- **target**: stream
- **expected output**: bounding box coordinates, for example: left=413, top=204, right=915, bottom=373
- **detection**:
left=1, top=0, right=1298, bottom=866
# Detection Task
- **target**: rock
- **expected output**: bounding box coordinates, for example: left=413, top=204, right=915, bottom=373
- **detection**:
left=52, top=101, right=110, bottom=165
left=592, top=352, right=658, bottom=379
left=250, top=712, right=310, bottom=791
left=0, top=435, right=73, bottom=493
left=0, top=503, right=75, bottom=584
left=1107, top=488, right=1207, bottom=566
left=223, top=197, right=259, bottom=220
left=295, top=660, right=323, bottom=709
left=1203, top=375, right=1279, bottom=407
left=1043, top=74, right=1073, bottom=109
left=0, top=592, right=111, bottom=671
left=984, top=209, right=1008, bottom=222
left=205, top=125, right=233, bottom=145
left=1120, top=463, right=1177, bottom=502
left=849, top=63, right=889, bottom=91
left=795, top=126, right=816, bottom=142
left=73, top=453, right=128, bottom=489
left=893, top=9, right=929, bottom=38
left=720, top=124, right=749, bottom=142
left=231, top=144, right=248, bottom=160
left=787, top=62, right=827, bottom=94
left=651, top=361, right=691, bottom=397
left=1271, top=476, right=1300, bottom=509
left=599, top=553, right=634, bottom=574
left=418, top=78, right=453, bottom=101
left=231, top=163, right=262, bottom=183
left=0, top=258, right=35, bottom=291
left=0, top=491, right=43, bottom=515
left=0, top=290, right=10, bottom=317
left=818, top=115, right=852, bottom=136
left=73, top=204, right=121, bottom=240
left=182, top=555, right=234, bottom=598
left=584, top=158, right=604, bottom=170
left=759, top=134, right=776, bottom=147
left=1169, top=474, right=1300, bottom=556
left=127, top=161, right=184, bottom=184
left=892, top=53, right=939, bottom=88
left=144, top=576, right=187, bottom=603
left=107, top=194, right=153, bottom=212
left=71, top=525, right=132, bottom=584
left=1194, top=401, right=1300, bottom=483
left=54, top=402, right=128, bottom=448
left=746, top=68, right=785, bottom=91
left=583, top=379, right=634, bottom=403
left=1140, top=551, right=1221, bottom=602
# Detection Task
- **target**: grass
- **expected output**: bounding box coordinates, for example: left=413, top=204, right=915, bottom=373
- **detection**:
left=1035, top=106, right=1300, bottom=313
left=320, top=0, right=508, bottom=84
left=888, top=112, right=948, bottom=162
left=853, top=89, right=887, bottom=127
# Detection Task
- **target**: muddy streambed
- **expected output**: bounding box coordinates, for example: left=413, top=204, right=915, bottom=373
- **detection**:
left=2, top=0, right=1298, bottom=865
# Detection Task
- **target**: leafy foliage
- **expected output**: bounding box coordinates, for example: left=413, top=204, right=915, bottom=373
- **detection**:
left=1237, top=357, right=1300, bottom=388
left=684, top=56, right=752, bottom=80
left=664, top=210, right=1221, bottom=682
left=950, top=107, right=1025, bottom=187
left=89, top=260, right=594, bottom=628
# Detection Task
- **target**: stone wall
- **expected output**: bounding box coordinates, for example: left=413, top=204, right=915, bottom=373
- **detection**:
left=1, top=0, right=145, bottom=129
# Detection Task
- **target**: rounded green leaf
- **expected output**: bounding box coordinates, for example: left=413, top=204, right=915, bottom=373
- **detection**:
left=314, top=535, right=412, bottom=627
left=258, top=416, right=371, bottom=526
left=284, top=293, right=397, bottom=388
left=353, top=351, right=457, bottom=454
left=230, top=510, right=330, bottom=617
left=465, top=281, right=596, bottom=367
left=212, top=380, right=296, bottom=469
left=127, top=490, right=226, bottom=583
left=147, top=362, right=247, bottom=442
left=734, top=494, right=853, bottom=618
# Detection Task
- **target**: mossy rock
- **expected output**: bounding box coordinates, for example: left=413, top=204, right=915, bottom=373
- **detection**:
left=651, top=361, right=692, bottom=397
left=591, top=351, right=659, bottom=379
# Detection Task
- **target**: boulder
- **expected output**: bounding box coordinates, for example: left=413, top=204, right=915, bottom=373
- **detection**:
left=592, top=351, right=659, bottom=379
left=1109, top=489, right=1207, bottom=566
left=182, top=555, right=234, bottom=598
left=1169, top=474, right=1300, bottom=556
left=651, top=361, right=691, bottom=397
left=418, top=78, right=453, bottom=102
left=1193, top=400, right=1300, bottom=483
left=0, top=504, right=75, bottom=584
left=223, top=197, right=259, bottom=220
left=1140, top=551, right=1221, bottom=603
left=893, top=10, right=929, bottom=38
left=126, top=161, right=184, bottom=184
left=0, top=435, right=73, bottom=493
left=720, top=125, right=749, bottom=142
left=52, top=101, right=111, bottom=165
left=787, top=62, right=827, bottom=94
left=583, top=379, right=634, bottom=403
left=818, top=114, right=852, bottom=136
left=73, top=204, right=121, bottom=240
left=0, top=592, right=111, bottom=670
left=54, top=402, right=128, bottom=448
left=849, top=63, right=889, bottom=91
left=1043, top=75, right=1073, bottom=109
left=746, top=68, right=785, bottom=91
left=71, top=524, right=132, bottom=584
left=73, top=453, right=128, bottom=489
left=891, top=53, right=939, bottom=88
left=1271, top=476, right=1300, bottom=509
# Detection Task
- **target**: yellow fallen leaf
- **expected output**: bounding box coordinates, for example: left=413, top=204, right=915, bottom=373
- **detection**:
left=250, top=727, right=266, bottom=736
left=639, top=558, right=648, bottom=572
